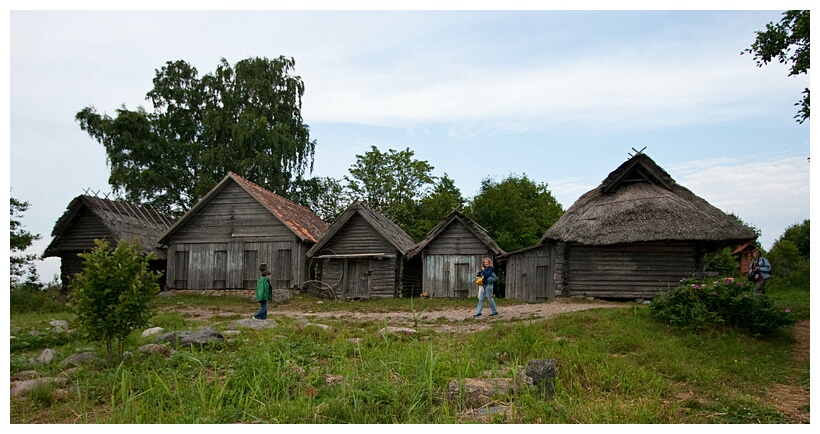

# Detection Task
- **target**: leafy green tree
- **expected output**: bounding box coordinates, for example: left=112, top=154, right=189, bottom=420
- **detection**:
left=407, top=174, right=466, bottom=241
left=291, top=176, right=347, bottom=223
left=766, top=220, right=809, bottom=292
left=744, top=10, right=810, bottom=123
left=76, top=56, right=316, bottom=216
left=467, top=174, right=563, bottom=252
left=10, top=195, right=42, bottom=287
left=778, top=219, right=809, bottom=258
left=344, top=146, right=435, bottom=230
left=70, top=239, right=161, bottom=364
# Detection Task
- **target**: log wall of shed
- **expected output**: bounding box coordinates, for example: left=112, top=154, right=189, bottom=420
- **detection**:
left=53, top=208, right=116, bottom=251
left=322, top=213, right=395, bottom=254
left=561, top=242, right=697, bottom=299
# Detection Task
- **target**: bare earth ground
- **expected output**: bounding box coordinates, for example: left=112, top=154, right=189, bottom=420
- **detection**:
left=166, top=299, right=810, bottom=423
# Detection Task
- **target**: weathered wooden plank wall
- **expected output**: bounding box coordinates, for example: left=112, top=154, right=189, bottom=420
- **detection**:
left=422, top=254, right=483, bottom=298
left=504, top=244, right=557, bottom=302
left=323, top=214, right=394, bottom=254
left=164, top=182, right=308, bottom=290
left=562, top=242, right=696, bottom=299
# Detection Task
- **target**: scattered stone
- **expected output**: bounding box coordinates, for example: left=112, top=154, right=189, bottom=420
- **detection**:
left=28, top=330, right=42, bottom=337
left=447, top=378, right=519, bottom=408
left=154, top=330, right=226, bottom=348
left=642, top=300, right=652, bottom=305
left=347, top=338, right=364, bottom=344
left=229, top=318, right=278, bottom=330
left=525, top=359, right=556, bottom=398
left=378, top=326, right=417, bottom=337
left=306, top=323, right=331, bottom=330
left=223, top=330, right=242, bottom=336
left=324, top=374, right=344, bottom=386
left=138, top=344, right=175, bottom=357
left=141, top=327, right=165, bottom=338
left=58, top=367, right=82, bottom=378
left=37, top=348, right=57, bottom=364
left=295, top=318, right=310, bottom=325
left=157, top=291, right=174, bottom=297
left=11, top=326, right=21, bottom=334
left=51, top=388, right=72, bottom=401
left=49, top=320, right=69, bottom=332
left=10, top=377, right=69, bottom=398
left=476, top=405, right=507, bottom=416
left=12, top=370, right=40, bottom=381
left=60, top=352, right=99, bottom=366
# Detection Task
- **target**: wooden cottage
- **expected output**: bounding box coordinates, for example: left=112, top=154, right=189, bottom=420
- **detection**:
left=43, top=194, right=175, bottom=292
left=306, top=201, right=422, bottom=299
left=158, top=172, right=328, bottom=291
left=407, top=209, right=504, bottom=298
left=496, top=243, right=561, bottom=302
left=539, top=152, right=756, bottom=300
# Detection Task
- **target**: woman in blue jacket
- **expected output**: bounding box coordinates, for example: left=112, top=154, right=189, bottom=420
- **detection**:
left=474, top=257, right=499, bottom=318
left=750, top=249, right=772, bottom=296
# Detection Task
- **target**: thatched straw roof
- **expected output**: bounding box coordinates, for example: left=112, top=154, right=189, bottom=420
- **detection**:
left=159, top=172, right=328, bottom=245
left=407, top=209, right=504, bottom=258
left=307, top=201, right=416, bottom=257
left=542, top=153, right=756, bottom=245
left=44, top=195, right=175, bottom=258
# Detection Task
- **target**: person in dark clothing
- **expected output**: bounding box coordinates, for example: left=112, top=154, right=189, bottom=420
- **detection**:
left=474, top=257, right=498, bottom=318
left=253, top=270, right=273, bottom=320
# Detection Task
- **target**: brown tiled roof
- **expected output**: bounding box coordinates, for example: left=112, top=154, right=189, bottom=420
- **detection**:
left=228, top=172, right=328, bottom=243
left=158, top=172, right=327, bottom=244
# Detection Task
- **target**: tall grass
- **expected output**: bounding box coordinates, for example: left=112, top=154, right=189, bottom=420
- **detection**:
left=10, top=291, right=808, bottom=424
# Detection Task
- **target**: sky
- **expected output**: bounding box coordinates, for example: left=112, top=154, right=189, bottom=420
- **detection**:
left=4, top=2, right=813, bottom=284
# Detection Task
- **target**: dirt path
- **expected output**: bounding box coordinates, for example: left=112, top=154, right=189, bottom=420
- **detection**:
left=171, top=297, right=629, bottom=334
left=765, top=319, right=810, bottom=423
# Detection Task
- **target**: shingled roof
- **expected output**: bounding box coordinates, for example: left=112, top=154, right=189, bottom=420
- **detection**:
left=43, top=195, right=175, bottom=257
left=542, top=153, right=756, bottom=246
left=307, top=201, right=416, bottom=257
left=159, top=172, right=328, bottom=245
left=407, top=209, right=504, bottom=259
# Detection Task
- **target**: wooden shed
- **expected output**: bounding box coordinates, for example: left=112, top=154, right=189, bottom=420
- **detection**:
left=158, top=172, right=328, bottom=291
left=43, top=194, right=175, bottom=292
left=306, top=201, right=422, bottom=299
left=541, top=152, right=756, bottom=300
left=496, top=243, right=561, bottom=302
left=732, top=242, right=756, bottom=274
left=406, top=209, right=504, bottom=298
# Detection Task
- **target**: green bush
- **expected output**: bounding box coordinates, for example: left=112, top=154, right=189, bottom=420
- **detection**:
left=10, top=284, right=71, bottom=315
left=70, top=239, right=162, bottom=365
left=649, top=277, right=796, bottom=336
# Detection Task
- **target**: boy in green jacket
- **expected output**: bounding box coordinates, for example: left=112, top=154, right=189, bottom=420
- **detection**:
left=253, top=270, right=273, bottom=320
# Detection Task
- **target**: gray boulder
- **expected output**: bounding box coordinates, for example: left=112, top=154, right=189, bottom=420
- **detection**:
left=525, top=358, right=557, bottom=398
left=229, top=318, right=278, bottom=330
left=378, top=326, right=417, bottom=337
left=138, top=343, right=175, bottom=357
left=60, top=352, right=99, bottom=366
left=154, top=330, right=226, bottom=348
left=141, top=327, right=165, bottom=338
left=37, top=348, right=58, bottom=364
left=49, top=320, right=69, bottom=332
left=10, top=377, right=69, bottom=398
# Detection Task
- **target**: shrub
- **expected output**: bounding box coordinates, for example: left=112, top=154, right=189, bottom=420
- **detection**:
left=70, top=239, right=162, bottom=365
left=649, top=277, right=795, bottom=336
left=10, top=284, right=71, bottom=315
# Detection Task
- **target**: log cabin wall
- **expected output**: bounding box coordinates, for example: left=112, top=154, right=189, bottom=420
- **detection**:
left=164, top=182, right=308, bottom=290
left=562, top=241, right=697, bottom=299
left=504, top=244, right=557, bottom=302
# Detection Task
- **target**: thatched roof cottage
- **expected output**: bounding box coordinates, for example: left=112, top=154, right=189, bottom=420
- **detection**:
left=539, top=152, right=755, bottom=300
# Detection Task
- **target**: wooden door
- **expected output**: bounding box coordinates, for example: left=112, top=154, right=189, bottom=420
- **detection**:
left=344, top=260, right=371, bottom=298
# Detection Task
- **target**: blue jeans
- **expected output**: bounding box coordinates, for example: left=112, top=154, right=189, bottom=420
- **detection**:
left=254, top=300, right=268, bottom=319
left=475, top=284, right=497, bottom=315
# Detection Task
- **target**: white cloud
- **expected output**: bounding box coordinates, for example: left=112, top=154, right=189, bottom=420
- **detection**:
left=668, top=155, right=810, bottom=249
